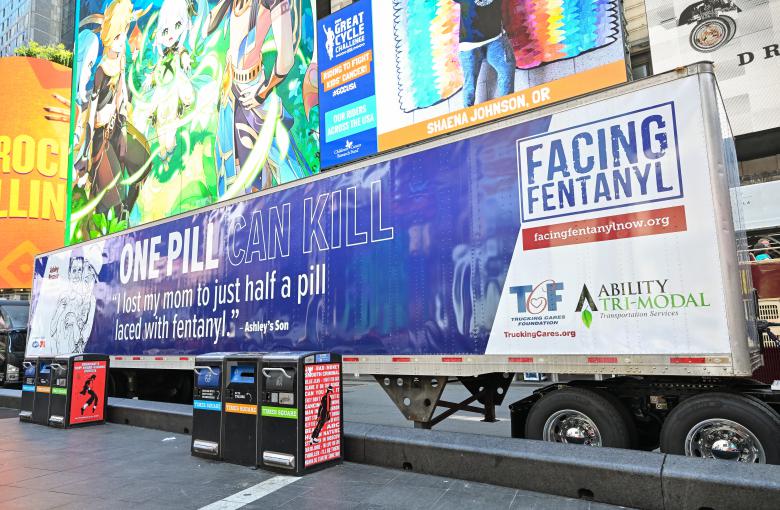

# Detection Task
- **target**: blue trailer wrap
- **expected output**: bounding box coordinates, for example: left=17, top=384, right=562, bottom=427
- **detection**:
left=26, top=67, right=757, bottom=379
left=28, top=112, right=547, bottom=357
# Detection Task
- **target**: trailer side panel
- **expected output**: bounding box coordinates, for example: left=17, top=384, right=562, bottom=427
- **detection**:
left=26, top=65, right=753, bottom=377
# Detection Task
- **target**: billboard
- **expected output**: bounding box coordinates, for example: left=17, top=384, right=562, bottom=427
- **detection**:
left=67, top=0, right=320, bottom=244
left=646, top=0, right=780, bottom=136
left=0, top=57, right=70, bottom=289
left=318, top=0, right=629, bottom=168
left=27, top=72, right=745, bottom=360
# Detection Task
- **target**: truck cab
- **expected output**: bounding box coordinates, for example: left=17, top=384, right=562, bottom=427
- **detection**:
left=0, top=300, right=29, bottom=387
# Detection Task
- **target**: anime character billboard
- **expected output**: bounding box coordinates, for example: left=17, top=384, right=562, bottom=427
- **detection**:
left=318, top=0, right=629, bottom=167
left=67, top=0, right=320, bottom=244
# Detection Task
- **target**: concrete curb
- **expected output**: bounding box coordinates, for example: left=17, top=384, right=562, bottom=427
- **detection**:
left=107, top=396, right=193, bottom=435
left=2, top=389, right=779, bottom=509
left=0, top=389, right=193, bottom=434
left=0, top=389, right=20, bottom=409
left=347, top=422, right=665, bottom=510
left=661, top=454, right=780, bottom=510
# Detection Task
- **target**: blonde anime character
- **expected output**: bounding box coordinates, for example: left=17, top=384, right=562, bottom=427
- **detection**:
left=145, top=0, right=198, bottom=162
left=82, top=0, right=151, bottom=219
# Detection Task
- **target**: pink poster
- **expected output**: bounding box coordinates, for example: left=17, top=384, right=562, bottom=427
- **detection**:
left=68, top=360, right=107, bottom=425
left=304, top=363, right=341, bottom=467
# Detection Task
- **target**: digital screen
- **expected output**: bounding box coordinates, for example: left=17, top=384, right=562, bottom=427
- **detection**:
left=0, top=57, right=69, bottom=289
left=318, top=0, right=628, bottom=166
left=197, top=367, right=221, bottom=389
left=230, top=365, right=255, bottom=384
left=68, top=0, right=320, bottom=244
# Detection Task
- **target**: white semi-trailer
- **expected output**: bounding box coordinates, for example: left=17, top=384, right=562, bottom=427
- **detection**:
left=25, top=63, right=780, bottom=463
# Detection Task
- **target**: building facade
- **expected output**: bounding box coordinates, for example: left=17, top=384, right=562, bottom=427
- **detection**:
left=60, top=0, right=75, bottom=51
left=0, top=0, right=75, bottom=57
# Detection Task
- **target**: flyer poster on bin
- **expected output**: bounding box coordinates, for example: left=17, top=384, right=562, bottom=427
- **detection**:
left=304, top=363, right=341, bottom=467
left=69, top=360, right=107, bottom=425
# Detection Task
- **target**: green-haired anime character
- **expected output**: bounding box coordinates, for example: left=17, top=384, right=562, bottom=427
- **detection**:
left=145, top=0, right=199, bottom=163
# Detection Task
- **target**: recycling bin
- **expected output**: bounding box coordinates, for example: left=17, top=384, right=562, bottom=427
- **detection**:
left=192, top=352, right=232, bottom=459
left=31, top=357, right=54, bottom=425
left=222, top=353, right=263, bottom=466
left=48, top=354, right=109, bottom=428
left=18, top=358, right=38, bottom=422
left=259, top=352, right=342, bottom=475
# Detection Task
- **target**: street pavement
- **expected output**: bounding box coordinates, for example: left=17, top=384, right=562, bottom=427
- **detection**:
left=0, top=407, right=627, bottom=509
left=342, top=375, right=540, bottom=436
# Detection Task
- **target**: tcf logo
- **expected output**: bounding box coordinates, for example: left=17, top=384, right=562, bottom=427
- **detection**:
left=32, top=340, right=46, bottom=348
left=510, top=280, right=564, bottom=315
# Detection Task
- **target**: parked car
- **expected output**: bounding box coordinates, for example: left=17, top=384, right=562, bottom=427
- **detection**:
left=0, top=300, right=29, bottom=387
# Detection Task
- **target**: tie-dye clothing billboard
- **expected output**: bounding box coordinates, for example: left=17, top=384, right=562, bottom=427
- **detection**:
left=318, top=0, right=628, bottom=168
left=66, top=0, right=320, bottom=245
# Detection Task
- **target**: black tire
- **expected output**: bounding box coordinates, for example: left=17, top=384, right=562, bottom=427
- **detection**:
left=660, top=392, right=780, bottom=464
left=525, top=387, right=637, bottom=449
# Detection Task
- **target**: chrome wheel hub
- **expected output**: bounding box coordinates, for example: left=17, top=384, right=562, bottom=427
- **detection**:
left=543, top=409, right=602, bottom=446
left=684, top=418, right=765, bottom=463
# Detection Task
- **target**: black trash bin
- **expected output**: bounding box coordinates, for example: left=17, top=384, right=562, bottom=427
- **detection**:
left=192, top=352, right=233, bottom=460
left=48, top=354, right=109, bottom=428
left=259, top=352, right=342, bottom=475
left=19, top=358, right=38, bottom=422
left=31, top=357, right=54, bottom=425
left=222, top=353, right=263, bottom=466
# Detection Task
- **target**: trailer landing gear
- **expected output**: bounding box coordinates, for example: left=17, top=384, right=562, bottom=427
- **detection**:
left=376, top=373, right=513, bottom=429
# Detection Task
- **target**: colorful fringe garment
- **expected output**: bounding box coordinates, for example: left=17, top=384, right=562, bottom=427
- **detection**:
left=392, top=0, right=620, bottom=112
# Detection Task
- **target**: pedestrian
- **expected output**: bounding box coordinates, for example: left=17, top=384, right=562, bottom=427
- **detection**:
left=754, top=238, right=773, bottom=261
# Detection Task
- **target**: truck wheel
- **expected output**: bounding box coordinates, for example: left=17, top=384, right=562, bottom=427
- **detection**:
left=525, top=387, right=636, bottom=449
left=660, top=393, right=780, bottom=464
